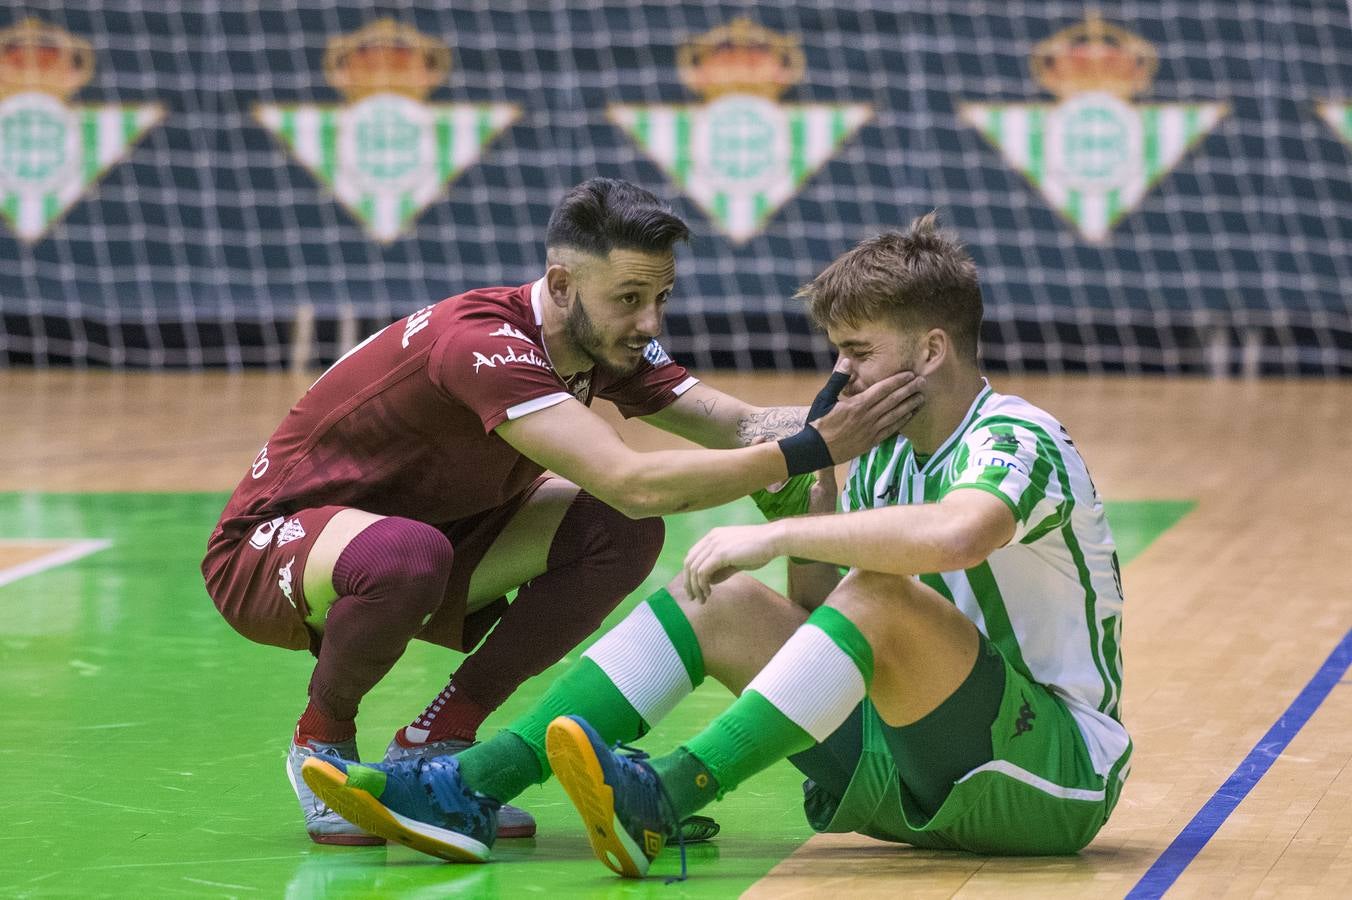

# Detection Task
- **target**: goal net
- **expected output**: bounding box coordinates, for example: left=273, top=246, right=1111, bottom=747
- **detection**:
left=1, top=2, right=1348, bottom=374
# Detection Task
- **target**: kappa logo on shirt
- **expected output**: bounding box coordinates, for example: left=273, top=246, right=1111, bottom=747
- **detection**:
left=249, top=516, right=286, bottom=550
left=277, top=556, right=297, bottom=607
left=472, top=344, right=551, bottom=373
left=490, top=322, right=533, bottom=343
left=275, top=518, right=307, bottom=547
left=402, top=305, right=436, bottom=348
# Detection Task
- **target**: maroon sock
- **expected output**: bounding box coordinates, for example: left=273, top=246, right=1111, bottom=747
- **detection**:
left=404, top=492, right=663, bottom=744
left=297, top=517, right=453, bottom=745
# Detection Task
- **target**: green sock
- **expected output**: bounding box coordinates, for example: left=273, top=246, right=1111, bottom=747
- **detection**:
left=675, top=605, right=873, bottom=801
left=455, top=731, right=541, bottom=804
left=458, top=588, right=705, bottom=804
left=651, top=747, right=720, bottom=821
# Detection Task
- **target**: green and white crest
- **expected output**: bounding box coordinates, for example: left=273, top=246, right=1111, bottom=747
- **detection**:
left=255, top=97, right=517, bottom=243
left=0, top=19, right=163, bottom=244
left=959, top=15, right=1227, bottom=243
left=609, top=19, right=871, bottom=244
left=254, top=20, right=517, bottom=244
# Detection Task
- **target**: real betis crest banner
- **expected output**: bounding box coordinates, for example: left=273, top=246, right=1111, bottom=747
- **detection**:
left=255, top=20, right=517, bottom=244
left=609, top=19, right=871, bottom=245
left=959, top=14, right=1227, bottom=243
left=0, top=19, right=163, bottom=245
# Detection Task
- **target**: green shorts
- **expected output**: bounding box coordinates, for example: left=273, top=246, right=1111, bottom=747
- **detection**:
left=799, top=647, right=1131, bottom=856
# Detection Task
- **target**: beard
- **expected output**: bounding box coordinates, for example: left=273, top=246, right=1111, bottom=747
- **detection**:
left=563, top=293, right=643, bottom=377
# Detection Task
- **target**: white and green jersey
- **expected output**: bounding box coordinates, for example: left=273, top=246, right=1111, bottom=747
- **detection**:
left=842, top=379, right=1129, bottom=776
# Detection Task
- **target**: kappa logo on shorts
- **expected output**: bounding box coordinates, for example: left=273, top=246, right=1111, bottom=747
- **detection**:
left=277, top=556, right=297, bottom=608
left=249, top=516, right=286, bottom=550
left=275, top=518, right=307, bottom=547
left=1012, top=693, right=1037, bottom=738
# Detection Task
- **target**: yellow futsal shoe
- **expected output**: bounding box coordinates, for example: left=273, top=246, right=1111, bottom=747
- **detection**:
left=546, top=715, right=684, bottom=880
left=300, top=754, right=496, bottom=863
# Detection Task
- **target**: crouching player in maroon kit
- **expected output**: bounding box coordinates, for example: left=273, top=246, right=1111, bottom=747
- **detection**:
left=201, top=178, right=924, bottom=847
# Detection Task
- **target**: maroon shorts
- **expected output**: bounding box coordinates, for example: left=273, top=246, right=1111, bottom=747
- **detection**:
left=202, top=476, right=550, bottom=654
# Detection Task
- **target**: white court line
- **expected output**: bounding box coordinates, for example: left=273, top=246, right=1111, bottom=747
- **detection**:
left=0, top=539, right=113, bottom=588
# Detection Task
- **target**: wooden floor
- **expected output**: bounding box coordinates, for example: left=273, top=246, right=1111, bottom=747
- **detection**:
left=3, top=369, right=1350, bottom=897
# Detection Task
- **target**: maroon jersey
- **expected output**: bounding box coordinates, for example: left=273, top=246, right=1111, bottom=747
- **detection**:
left=208, top=280, right=697, bottom=547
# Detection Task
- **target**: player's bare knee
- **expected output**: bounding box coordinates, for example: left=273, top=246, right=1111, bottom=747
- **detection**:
left=667, top=571, right=762, bottom=640
left=825, top=569, right=922, bottom=649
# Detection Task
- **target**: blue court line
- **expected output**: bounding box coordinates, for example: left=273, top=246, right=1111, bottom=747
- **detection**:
left=1126, top=627, right=1352, bottom=899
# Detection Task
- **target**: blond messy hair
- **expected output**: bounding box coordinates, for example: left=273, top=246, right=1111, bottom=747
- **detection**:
left=796, top=212, right=984, bottom=362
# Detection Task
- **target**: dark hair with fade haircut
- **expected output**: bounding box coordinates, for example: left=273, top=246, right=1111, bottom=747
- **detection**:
left=795, top=211, right=984, bottom=363
left=545, top=177, right=691, bottom=257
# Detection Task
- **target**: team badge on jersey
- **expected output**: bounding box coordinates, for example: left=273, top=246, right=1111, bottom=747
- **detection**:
left=274, top=518, right=307, bottom=547
left=958, top=14, right=1228, bottom=243
left=1318, top=102, right=1352, bottom=151
left=254, top=20, right=518, bottom=243
left=608, top=19, right=871, bottom=244
left=0, top=19, right=165, bottom=244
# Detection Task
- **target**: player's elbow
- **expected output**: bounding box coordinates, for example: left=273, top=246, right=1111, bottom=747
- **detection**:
left=579, top=463, right=664, bottom=519
left=934, top=522, right=1002, bottom=571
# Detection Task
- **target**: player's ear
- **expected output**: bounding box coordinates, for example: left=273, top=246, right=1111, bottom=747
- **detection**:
left=919, top=328, right=948, bottom=375
left=544, top=263, right=573, bottom=308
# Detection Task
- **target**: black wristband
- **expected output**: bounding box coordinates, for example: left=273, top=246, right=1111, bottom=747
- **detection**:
left=807, top=370, right=850, bottom=422
left=778, top=425, right=834, bottom=477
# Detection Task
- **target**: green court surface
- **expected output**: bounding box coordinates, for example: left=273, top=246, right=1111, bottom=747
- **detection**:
left=1, top=493, right=1191, bottom=898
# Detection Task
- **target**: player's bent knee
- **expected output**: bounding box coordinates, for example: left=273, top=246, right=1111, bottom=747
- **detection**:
left=825, top=569, right=929, bottom=642
left=574, top=491, right=665, bottom=571
left=627, top=512, right=665, bottom=569
left=334, top=517, right=454, bottom=620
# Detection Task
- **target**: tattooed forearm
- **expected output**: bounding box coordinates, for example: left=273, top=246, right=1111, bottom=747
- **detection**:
left=735, top=406, right=809, bottom=445
left=696, top=397, right=718, bottom=417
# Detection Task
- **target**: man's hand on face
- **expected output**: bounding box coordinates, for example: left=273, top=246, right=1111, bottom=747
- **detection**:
left=810, top=369, right=925, bottom=463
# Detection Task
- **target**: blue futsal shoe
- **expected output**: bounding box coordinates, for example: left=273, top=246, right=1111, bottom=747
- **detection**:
left=383, top=736, right=537, bottom=838
left=300, top=754, right=497, bottom=862
left=546, top=715, right=681, bottom=879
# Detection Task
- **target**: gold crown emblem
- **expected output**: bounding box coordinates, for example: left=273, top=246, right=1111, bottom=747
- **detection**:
left=1031, top=13, right=1157, bottom=100
left=677, top=18, right=804, bottom=101
left=0, top=18, right=94, bottom=100
left=323, top=19, right=451, bottom=102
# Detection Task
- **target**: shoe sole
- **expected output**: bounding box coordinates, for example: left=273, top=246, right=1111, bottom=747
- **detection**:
left=496, top=819, right=536, bottom=839
left=308, top=830, right=386, bottom=846
left=300, top=758, right=491, bottom=863
left=545, top=717, right=650, bottom=879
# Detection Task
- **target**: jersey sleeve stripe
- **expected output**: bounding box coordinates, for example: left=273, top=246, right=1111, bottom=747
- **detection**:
left=504, top=391, right=572, bottom=421
left=671, top=376, right=700, bottom=396
left=945, top=479, right=1022, bottom=520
